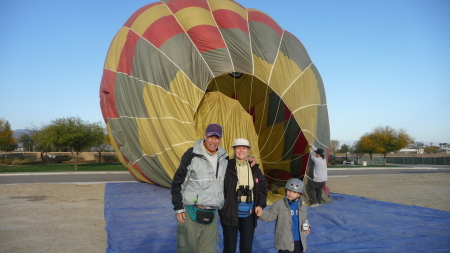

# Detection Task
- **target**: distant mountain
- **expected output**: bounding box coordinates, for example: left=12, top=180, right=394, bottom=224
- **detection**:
left=13, top=129, right=31, bottom=139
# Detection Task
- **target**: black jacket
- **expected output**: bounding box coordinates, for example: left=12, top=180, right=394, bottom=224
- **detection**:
left=219, top=158, right=268, bottom=227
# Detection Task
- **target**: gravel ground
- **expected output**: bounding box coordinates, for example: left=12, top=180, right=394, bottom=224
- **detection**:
left=0, top=173, right=449, bottom=252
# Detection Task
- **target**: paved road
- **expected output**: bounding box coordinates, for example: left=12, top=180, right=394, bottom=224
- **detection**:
left=329, top=167, right=450, bottom=177
left=1, top=165, right=449, bottom=184
left=0, top=171, right=137, bottom=185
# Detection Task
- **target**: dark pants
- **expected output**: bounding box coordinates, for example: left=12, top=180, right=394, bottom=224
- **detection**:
left=278, top=241, right=303, bottom=253
left=307, top=180, right=326, bottom=204
left=221, top=215, right=255, bottom=253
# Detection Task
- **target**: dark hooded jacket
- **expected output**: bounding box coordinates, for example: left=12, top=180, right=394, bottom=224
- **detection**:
left=219, top=158, right=268, bottom=227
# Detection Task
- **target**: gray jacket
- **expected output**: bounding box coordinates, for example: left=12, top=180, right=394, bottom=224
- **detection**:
left=310, top=145, right=328, bottom=182
left=259, top=197, right=308, bottom=252
left=171, top=139, right=229, bottom=212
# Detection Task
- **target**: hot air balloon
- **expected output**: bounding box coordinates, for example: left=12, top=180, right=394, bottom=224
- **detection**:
left=99, top=0, right=330, bottom=203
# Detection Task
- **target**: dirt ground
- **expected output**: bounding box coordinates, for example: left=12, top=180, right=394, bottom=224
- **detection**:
left=0, top=173, right=449, bottom=252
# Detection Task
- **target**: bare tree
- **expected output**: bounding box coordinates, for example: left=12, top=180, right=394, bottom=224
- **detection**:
left=411, top=142, right=424, bottom=153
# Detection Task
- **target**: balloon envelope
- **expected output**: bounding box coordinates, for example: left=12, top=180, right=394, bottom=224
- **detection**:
left=100, top=0, right=330, bottom=189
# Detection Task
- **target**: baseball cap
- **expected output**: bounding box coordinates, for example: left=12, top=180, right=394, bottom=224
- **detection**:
left=205, top=124, right=222, bottom=138
left=315, top=148, right=325, bottom=155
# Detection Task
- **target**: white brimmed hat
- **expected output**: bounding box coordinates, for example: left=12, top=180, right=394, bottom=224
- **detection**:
left=232, top=138, right=251, bottom=148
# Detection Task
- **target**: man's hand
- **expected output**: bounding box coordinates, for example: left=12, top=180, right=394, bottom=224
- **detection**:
left=255, top=206, right=263, bottom=216
left=248, top=157, right=256, bottom=166
left=176, top=212, right=186, bottom=223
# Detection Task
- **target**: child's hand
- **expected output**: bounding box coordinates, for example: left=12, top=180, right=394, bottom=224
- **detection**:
left=255, top=206, right=263, bottom=216
left=305, top=228, right=311, bottom=235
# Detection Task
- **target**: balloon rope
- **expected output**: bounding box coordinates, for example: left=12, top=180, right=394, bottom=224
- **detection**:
left=259, top=30, right=289, bottom=154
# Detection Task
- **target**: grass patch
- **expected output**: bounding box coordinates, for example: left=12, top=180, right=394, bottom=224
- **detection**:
left=0, top=163, right=127, bottom=173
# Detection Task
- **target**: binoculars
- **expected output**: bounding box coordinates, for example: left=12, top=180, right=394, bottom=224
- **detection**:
left=237, top=185, right=252, bottom=204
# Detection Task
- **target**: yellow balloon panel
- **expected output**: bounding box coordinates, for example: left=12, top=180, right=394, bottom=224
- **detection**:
left=292, top=106, right=318, bottom=144
left=175, top=7, right=218, bottom=31
left=143, top=83, right=197, bottom=123
left=169, top=70, right=204, bottom=111
left=104, top=27, right=129, bottom=71
left=136, top=118, right=196, bottom=157
left=209, top=0, right=247, bottom=20
left=130, top=4, right=172, bottom=35
left=252, top=54, right=271, bottom=84
left=269, top=52, right=303, bottom=97
left=285, top=67, right=322, bottom=112
left=258, top=122, right=285, bottom=163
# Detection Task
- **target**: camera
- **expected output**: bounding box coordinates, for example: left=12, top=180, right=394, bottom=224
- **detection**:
left=237, top=185, right=252, bottom=204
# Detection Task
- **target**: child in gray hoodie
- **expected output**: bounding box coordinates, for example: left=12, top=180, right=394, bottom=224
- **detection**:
left=256, top=178, right=310, bottom=253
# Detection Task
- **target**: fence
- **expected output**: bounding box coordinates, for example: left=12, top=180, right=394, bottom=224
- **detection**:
left=333, top=155, right=450, bottom=165
left=386, top=156, right=450, bottom=165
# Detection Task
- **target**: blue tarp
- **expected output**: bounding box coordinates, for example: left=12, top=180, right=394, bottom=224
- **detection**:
left=104, top=182, right=450, bottom=252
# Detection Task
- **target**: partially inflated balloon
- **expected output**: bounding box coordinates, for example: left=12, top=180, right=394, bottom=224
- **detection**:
left=100, top=0, right=330, bottom=189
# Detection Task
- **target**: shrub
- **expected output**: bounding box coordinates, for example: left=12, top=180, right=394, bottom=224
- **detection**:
left=48, top=155, right=72, bottom=164
left=94, top=154, right=120, bottom=163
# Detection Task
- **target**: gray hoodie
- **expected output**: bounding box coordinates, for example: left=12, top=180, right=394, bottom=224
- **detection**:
left=310, top=145, right=328, bottom=182
left=259, top=197, right=308, bottom=252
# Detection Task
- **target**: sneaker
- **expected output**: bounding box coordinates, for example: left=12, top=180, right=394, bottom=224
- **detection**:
left=310, top=203, right=320, bottom=207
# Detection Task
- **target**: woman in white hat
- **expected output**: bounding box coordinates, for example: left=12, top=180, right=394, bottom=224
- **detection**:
left=219, top=138, right=268, bottom=253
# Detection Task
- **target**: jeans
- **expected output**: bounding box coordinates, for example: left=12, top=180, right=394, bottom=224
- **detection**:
left=307, top=180, right=326, bottom=204
left=221, top=215, right=255, bottom=253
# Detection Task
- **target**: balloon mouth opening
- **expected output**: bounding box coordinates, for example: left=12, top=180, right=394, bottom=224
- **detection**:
left=228, top=72, right=243, bottom=79
left=199, top=73, right=309, bottom=185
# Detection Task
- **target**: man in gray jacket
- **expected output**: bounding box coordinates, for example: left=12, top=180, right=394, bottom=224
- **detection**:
left=307, top=144, right=328, bottom=207
left=171, top=124, right=228, bottom=253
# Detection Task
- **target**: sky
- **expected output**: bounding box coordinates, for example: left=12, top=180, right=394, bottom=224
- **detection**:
left=1, top=0, right=449, bottom=146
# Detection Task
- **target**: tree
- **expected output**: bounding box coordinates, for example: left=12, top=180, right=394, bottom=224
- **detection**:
left=90, top=124, right=108, bottom=163
left=338, top=143, right=350, bottom=153
left=0, top=119, right=18, bottom=163
left=424, top=146, right=439, bottom=153
left=370, top=126, right=414, bottom=166
left=329, top=140, right=340, bottom=164
left=46, top=117, right=104, bottom=170
left=19, top=132, right=35, bottom=152
left=352, top=141, right=365, bottom=164
left=411, top=142, right=424, bottom=153
left=31, top=126, right=53, bottom=165
left=355, top=133, right=378, bottom=165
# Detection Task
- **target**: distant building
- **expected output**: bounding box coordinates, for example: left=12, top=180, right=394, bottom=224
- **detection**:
left=438, top=148, right=450, bottom=153
left=397, top=148, right=423, bottom=154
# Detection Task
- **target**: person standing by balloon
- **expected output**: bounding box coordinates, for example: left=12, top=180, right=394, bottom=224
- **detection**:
left=219, top=138, right=267, bottom=253
left=307, top=144, right=328, bottom=207
left=171, top=124, right=228, bottom=253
